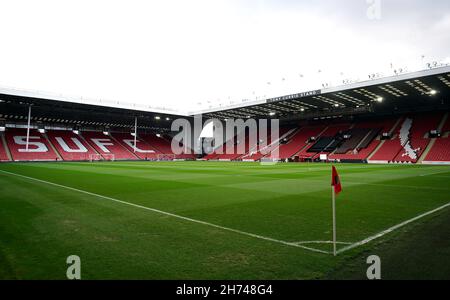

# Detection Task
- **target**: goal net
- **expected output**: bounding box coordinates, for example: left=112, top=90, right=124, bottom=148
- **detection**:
left=89, top=154, right=115, bottom=162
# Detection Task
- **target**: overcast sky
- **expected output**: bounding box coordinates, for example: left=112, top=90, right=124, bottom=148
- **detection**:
left=0, top=0, right=449, bottom=114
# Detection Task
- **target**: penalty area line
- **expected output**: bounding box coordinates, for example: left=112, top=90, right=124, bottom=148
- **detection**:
left=0, top=169, right=329, bottom=255
left=337, top=201, right=450, bottom=255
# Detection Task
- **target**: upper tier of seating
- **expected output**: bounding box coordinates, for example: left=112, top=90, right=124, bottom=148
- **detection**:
left=5, top=129, right=59, bottom=161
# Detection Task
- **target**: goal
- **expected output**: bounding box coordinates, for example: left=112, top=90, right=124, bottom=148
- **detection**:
left=89, top=154, right=115, bottom=162
left=156, top=154, right=177, bottom=161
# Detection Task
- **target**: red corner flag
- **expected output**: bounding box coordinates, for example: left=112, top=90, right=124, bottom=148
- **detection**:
left=331, top=166, right=342, bottom=196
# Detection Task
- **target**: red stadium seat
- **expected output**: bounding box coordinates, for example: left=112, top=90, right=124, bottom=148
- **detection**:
left=82, top=131, right=139, bottom=160
left=276, top=126, right=325, bottom=159
left=6, top=129, right=59, bottom=161
left=47, top=130, right=98, bottom=161
left=0, top=134, right=11, bottom=161
left=424, top=138, right=450, bottom=162
left=329, top=118, right=398, bottom=161
left=140, top=134, right=196, bottom=159
left=112, top=133, right=160, bottom=160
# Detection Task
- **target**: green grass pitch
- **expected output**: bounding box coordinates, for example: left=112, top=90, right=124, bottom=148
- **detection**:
left=0, top=161, right=449, bottom=279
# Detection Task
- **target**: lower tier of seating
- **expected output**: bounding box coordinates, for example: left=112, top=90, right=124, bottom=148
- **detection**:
left=47, top=130, right=98, bottom=161
left=1, top=111, right=449, bottom=164
left=424, top=138, right=450, bottom=162
left=5, top=129, right=59, bottom=161
left=0, top=134, right=10, bottom=161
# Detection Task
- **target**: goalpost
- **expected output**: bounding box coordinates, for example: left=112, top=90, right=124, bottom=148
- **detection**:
left=89, top=154, right=115, bottom=162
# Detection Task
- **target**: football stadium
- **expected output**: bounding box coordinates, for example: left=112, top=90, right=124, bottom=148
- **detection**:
left=0, top=0, right=449, bottom=287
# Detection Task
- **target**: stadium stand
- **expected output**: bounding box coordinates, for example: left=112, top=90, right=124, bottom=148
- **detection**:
left=82, top=131, right=139, bottom=160
left=393, top=112, right=444, bottom=163
left=242, top=128, right=291, bottom=161
left=296, top=124, right=350, bottom=159
left=141, top=133, right=196, bottom=159
left=329, top=117, right=398, bottom=161
left=0, top=134, right=10, bottom=161
left=47, top=130, right=98, bottom=161
left=276, top=126, right=325, bottom=159
left=5, top=128, right=59, bottom=161
left=424, top=138, right=450, bottom=162
left=141, top=134, right=173, bottom=154
left=441, top=116, right=450, bottom=134
left=423, top=115, right=450, bottom=163
left=334, top=128, right=373, bottom=154
left=112, top=133, right=159, bottom=160
left=369, top=113, right=444, bottom=163
left=205, top=132, right=249, bottom=161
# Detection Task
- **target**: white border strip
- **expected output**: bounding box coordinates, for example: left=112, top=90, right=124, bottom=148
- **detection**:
left=337, top=201, right=450, bottom=254
left=0, top=169, right=329, bottom=255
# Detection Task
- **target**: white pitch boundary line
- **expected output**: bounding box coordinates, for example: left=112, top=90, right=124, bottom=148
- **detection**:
left=293, top=241, right=353, bottom=245
left=419, top=170, right=450, bottom=177
left=337, top=201, right=450, bottom=254
left=0, top=169, right=329, bottom=255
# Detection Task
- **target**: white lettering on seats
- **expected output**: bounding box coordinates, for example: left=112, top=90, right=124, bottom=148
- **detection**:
left=14, top=136, right=49, bottom=152
left=123, top=139, right=155, bottom=153
left=55, top=137, right=88, bottom=153
left=91, top=139, right=113, bottom=153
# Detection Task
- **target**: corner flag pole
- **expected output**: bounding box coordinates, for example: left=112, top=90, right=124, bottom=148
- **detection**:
left=331, top=165, right=341, bottom=257
left=332, top=185, right=337, bottom=256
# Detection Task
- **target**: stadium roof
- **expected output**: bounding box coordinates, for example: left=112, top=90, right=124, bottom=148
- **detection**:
left=1, top=66, right=450, bottom=130
left=198, top=66, right=450, bottom=121
left=0, top=89, right=187, bottom=132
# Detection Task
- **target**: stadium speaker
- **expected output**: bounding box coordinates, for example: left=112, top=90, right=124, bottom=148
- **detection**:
left=381, top=132, right=391, bottom=140
left=429, top=130, right=441, bottom=138
left=37, top=122, right=45, bottom=134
